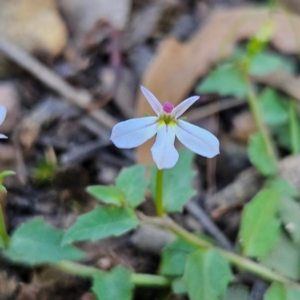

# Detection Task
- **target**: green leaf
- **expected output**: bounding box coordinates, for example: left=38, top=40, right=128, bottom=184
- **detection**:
left=150, top=149, right=196, bottom=213
left=183, top=249, right=233, bottom=300
left=62, top=206, right=139, bottom=245
left=0, top=170, right=15, bottom=181
left=0, top=236, right=5, bottom=249
left=275, top=122, right=300, bottom=152
left=197, top=63, right=248, bottom=98
left=87, top=186, right=125, bottom=206
left=223, top=284, right=249, bottom=300
left=261, top=231, right=300, bottom=280
left=239, top=188, right=280, bottom=257
left=279, top=197, right=300, bottom=243
left=116, top=165, right=148, bottom=208
left=0, top=185, right=7, bottom=193
left=92, top=266, right=133, bottom=300
left=172, top=278, right=187, bottom=295
left=0, top=170, right=15, bottom=192
left=160, top=238, right=198, bottom=276
left=264, top=283, right=300, bottom=300
left=249, top=51, right=293, bottom=76
left=259, top=88, right=288, bottom=126
left=265, top=178, right=298, bottom=199
left=248, top=132, right=278, bottom=176
left=4, top=218, right=84, bottom=265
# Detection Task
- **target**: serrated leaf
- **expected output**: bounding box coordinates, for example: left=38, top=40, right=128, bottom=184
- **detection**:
left=4, top=218, right=84, bottom=265
left=259, top=88, right=288, bottom=126
left=87, top=185, right=125, bottom=206
left=116, top=165, right=148, bottom=208
left=160, top=238, right=198, bottom=276
left=150, top=149, right=196, bottom=213
left=264, top=283, right=300, bottom=300
left=249, top=51, right=293, bottom=76
left=197, top=63, right=248, bottom=98
left=183, top=249, right=233, bottom=300
left=63, top=206, right=139, bottom=245
left=223, top=284, right=249, bottom=300
left=279, top=198, right=300, bottom=243
left=248, top=132, right=278, bottom=176
left=265, top=178, right=298, bottom=199
left=92, top=266, right=133, bottom=300
left=239, top=189, right=280, bottom=257
left=261, top=231, right=300, bottom=280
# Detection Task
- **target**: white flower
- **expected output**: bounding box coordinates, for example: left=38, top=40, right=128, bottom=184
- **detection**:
left=110, top=86, right=219, bottom=169
left=0, top=105, right=7, bottom=139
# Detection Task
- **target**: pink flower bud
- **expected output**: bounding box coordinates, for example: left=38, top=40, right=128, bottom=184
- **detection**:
left=163, top=102, right=174, bottom=113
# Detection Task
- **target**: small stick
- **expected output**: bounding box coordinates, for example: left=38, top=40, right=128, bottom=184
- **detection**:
left=186, top=200, right=234, bottom=251
left=0, top=36, right=117, bottom=129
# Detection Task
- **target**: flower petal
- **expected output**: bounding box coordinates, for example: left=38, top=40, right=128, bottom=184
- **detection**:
left=0, top=134, right=7, bottom=139
left=0, top=105, right=7, bottom=126
left=151, top=124, right=179, bottom=169
left=111, top=117, right=158, bottom=149
left=176, top=120, right=219, bottom=158
left=173, top=96, right=199, bottom=118
left=140, top=86, right=162, bottom=116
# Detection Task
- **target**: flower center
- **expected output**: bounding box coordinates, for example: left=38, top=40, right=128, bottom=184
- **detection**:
left=163, top=102, right=174, bottom=113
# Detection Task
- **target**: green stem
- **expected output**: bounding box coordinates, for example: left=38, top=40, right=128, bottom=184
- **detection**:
left=0, top=203, right=9, bottom=247
left=155, top=169, right=164, bottom=217
left=56, top=261, right=171, bottom=287
left=139, top=213, right=299, bottom=287
left=247, top=82, right=278, bottom=170
left=289, top=101, right=300, bottom=155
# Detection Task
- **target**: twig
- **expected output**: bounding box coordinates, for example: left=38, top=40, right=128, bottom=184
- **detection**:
left=60, top=140, right=110, bottom=165
left=185, top=200, right=234, bottom=251
left=0, top=36, right=117, bottom=130
left=185, top=98, right=246, bottom=122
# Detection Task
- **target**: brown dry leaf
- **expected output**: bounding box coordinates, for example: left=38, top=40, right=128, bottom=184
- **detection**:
left=278, top=0, right=300, bottom=14
left=255, top=70, right=300, bottom=101
left=136, top=6, right=300, bottom=164
left=0, top=0, right=67, bottom=77
left=60, top=0, right=132, bottom=49
left=230, top=110, right=257, bottom=143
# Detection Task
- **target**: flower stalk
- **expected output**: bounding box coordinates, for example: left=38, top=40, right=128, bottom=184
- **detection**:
left=247, top=81, right=278, bottom=171
left=56, top=260, right=171, bottom=287
left=0, top=203, right=9, bottom=247
left=155, top=169, right=164, bottom=216
left=289, top=100, right=300, bottom=155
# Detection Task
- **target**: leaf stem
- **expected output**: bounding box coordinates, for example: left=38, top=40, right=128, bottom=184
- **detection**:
left=56, top=261, right=171, bottom=287
left=289, top=100, right=300, bottom=155
left=138, top=213, right=299, bottom=287
left=247, top=82, right=278, bottom=171
left=155, top=169, right=164, bottom=217
left=0, top=203, right=9, bottom=247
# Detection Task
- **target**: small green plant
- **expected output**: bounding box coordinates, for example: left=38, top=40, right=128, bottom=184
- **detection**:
left=1, top=13, right=300, bottom=300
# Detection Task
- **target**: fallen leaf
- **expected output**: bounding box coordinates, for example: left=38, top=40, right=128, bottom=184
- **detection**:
left=60, top=0, right=131, bottom=49
left=136, top=7, right=300, bottom=164
left=0, top=0, right=67, bottom=77
left=278, top=0, right=300, bottom=14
